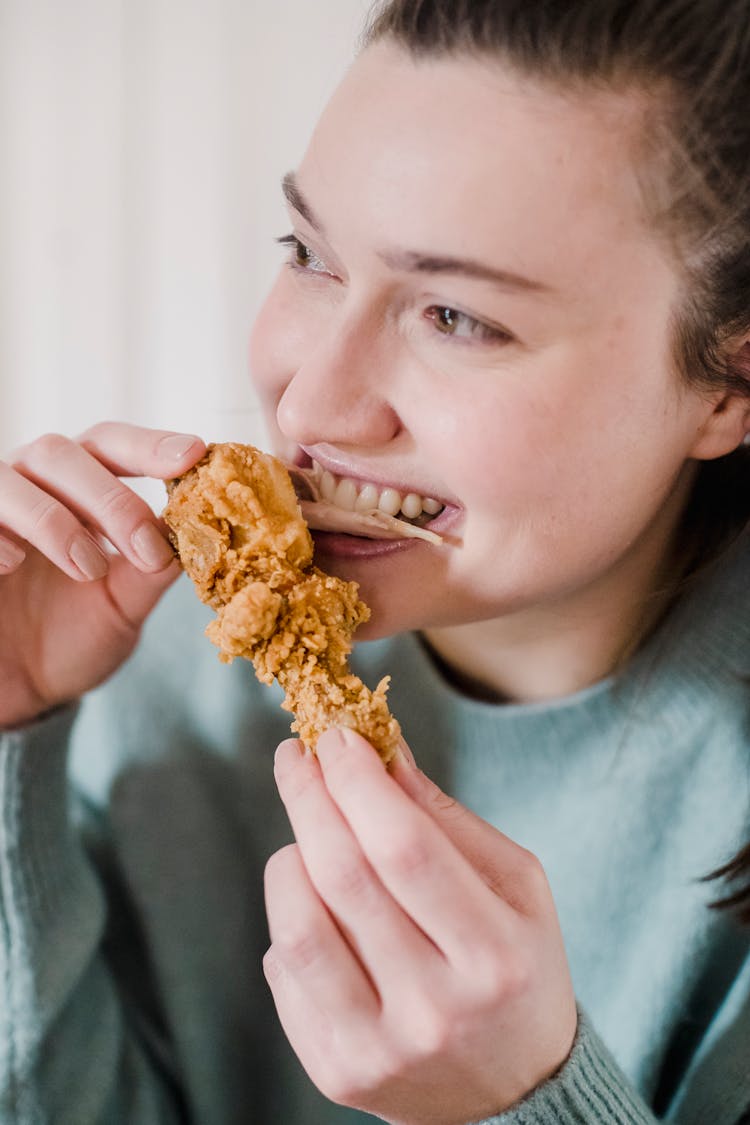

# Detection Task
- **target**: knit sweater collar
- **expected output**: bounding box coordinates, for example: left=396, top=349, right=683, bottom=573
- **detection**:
left=353, top=527, right=750, bottom=765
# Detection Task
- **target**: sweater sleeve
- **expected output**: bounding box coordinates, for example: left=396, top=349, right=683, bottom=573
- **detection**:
left=0, top=709, right=185, bottom=1124
left=477, top=1010, right=658, bottom=1125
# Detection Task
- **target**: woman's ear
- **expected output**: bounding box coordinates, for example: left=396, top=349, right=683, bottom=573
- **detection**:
left=689, top=339, right=750, bottom=460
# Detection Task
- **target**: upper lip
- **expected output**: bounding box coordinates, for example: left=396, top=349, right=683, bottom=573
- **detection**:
left=298, top=444, right=460, bottom=508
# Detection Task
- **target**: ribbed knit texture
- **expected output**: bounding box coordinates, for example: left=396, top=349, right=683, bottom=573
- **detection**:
left=0, top=712, right=185, bottom=1123
left=1, top=530, right=749, bottom=1123
left=485, top=1011, right=657, bottom=1123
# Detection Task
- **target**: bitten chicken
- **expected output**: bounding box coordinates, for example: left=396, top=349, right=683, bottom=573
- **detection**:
left=163, top=442, right=402, bottom=763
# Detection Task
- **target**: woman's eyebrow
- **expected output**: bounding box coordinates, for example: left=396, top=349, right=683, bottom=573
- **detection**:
left=377, top=249, right=553, bottom=294
left=282, top=170, right=553, bottom=295
left=282, top=171, right=326, bottom=234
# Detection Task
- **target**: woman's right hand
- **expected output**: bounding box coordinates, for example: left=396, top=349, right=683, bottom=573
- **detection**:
left=0, top=422, right=207, bottom=728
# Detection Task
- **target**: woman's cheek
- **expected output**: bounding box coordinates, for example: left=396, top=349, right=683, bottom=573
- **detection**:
left=249, top=274, right=311, bottom=408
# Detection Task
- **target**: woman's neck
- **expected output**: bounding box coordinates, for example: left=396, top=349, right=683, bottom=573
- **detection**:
left=421, top=502, right=688, bottom=705
left=421, top=598, right=659, bottom=704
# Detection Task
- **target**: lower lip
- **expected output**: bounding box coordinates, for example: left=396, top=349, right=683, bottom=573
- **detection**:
left=312, top=505, right=462, bottom=560
left=311, top=532, right=421, bottom=559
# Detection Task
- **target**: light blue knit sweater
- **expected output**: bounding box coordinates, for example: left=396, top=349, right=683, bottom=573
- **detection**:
left=1, top=533, right=749, bottom=1124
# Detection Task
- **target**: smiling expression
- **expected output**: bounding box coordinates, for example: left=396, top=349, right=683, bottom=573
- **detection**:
left=249, top=43, right=726, bottom=653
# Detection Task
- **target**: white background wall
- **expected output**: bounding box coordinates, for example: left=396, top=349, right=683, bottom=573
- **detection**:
left=0, top=0, right=372, bottom=460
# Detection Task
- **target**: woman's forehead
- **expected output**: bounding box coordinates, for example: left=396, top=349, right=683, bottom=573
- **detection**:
left=300, top=42, right=657, bottom=266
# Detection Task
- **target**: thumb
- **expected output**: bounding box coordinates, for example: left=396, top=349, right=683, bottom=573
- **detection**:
left=391, top=751, right=548, bottom=915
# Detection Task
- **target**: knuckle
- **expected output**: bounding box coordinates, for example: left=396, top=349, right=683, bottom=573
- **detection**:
left=421, top=775, right=462, bottom=818
left=27, top=494, right=68, bottom=538
left=264, top=842, right=299, bottom=884
left=406, top=1009, right=452, bottom=1059
left=421, top=1016, right=452, bottom=1057
left=272, top=926, right=324, bottom=973
left=320, top=1047, right=395, bottom=1107
left=78, top=421, right=111, bottom=444
left=97, top=481, right=141, bottom=523
left=316, top=1067, right=356, bottom=1106
left=518, top=847, right=550, bottom=902
left=501, top=950, right=532, bottom=1002
left=262, top=947, right=283, bottom=985
left=431, top=789, right=461, bottom=817
left=364, top=1043, right=402, bottom=1090
left=376, top=827, right=432, bottom=881
left=478, top=947, right=531, bottom=1005
left=319, top=855, right=373, bottom=904
left=24, top=432, right=71, bottom=466
left=275, top=759, right=318, bottom=804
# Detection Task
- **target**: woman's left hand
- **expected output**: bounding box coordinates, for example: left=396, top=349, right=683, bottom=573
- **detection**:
left=264, top=728, right=577, bottom=1125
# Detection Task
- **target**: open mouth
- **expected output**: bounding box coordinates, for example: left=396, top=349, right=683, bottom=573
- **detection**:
left=287, top=458, right=447, bottom=545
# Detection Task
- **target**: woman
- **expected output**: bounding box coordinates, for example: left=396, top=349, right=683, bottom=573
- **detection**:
left=0, top=1, right=749, bottom=1121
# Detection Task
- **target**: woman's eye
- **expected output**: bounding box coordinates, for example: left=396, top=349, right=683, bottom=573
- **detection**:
left=275, top=234, right=329, bottom=274
left=424, top=305, right=512, bottom=345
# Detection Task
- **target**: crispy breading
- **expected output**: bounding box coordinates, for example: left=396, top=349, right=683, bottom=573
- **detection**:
left=163, top=443, right=401, bottom=763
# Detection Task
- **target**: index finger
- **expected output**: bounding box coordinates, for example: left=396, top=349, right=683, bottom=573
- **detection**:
left=274, top=739, right=439, bottom=992
left=76, top=422, right=206, bottom=479
left=315, top=727, right=515, bottom=969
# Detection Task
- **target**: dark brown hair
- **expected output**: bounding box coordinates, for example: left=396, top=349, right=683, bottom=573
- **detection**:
left=364, top=0, right=750, bottom=920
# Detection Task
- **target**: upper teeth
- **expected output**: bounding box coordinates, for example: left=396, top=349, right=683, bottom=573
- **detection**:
left=314, top=461, right=444, bottom=522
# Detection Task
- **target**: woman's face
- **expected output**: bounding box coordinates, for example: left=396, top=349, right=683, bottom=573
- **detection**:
left=250, top=43, right=719, bottom=641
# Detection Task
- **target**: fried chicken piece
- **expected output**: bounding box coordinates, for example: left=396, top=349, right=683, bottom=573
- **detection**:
left=163, top=442, right=401, bottom=763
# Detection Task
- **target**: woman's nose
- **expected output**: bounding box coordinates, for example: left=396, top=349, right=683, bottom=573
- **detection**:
left=275, top=314, right=402, bottom=448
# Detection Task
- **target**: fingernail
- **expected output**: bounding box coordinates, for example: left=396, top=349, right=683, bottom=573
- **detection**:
left=131, top=522, right=174, bottom=570
left=158, top=434, right=202, bottom=462
left=274, top=739, right=304, bottom=774
left=69, top=534, right=109, bottom=580
left=317, top=726, right=362, bottom=755
left=0, top=539, right=25, bottom=571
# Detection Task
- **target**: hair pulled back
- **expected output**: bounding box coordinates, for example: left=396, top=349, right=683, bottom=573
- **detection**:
left=364, top=0, right=750, bottom=919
